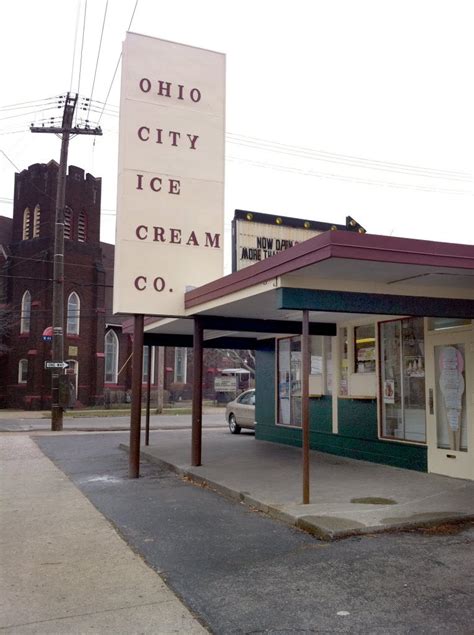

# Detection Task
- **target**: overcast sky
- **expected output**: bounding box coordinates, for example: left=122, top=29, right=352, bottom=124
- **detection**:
left=1, top=0, right=473, bottom=271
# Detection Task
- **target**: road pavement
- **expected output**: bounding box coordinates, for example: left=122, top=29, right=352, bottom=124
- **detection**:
left=0, top=411, right=226, bottom=432
left=32, top=431, right=474, bottom=634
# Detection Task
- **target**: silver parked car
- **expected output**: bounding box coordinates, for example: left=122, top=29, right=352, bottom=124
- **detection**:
left=225, top=389, right=256, bottom=434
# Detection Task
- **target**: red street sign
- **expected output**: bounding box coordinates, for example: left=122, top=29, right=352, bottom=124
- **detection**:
left=42, top=326, right=53, bottom=342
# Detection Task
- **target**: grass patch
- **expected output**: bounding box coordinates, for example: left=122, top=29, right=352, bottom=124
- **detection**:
left=351, top=497, right=397, bottom=505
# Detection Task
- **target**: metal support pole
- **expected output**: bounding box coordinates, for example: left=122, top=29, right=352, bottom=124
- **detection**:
left=302, top=309, right=310, bottom=504
left=129, top=314, right=144, bottom=478
left=191, top=318, right=203, bottom=466
left=156, top=346, right=165, bottom=414
left=145, top=344, right=152, bottom=446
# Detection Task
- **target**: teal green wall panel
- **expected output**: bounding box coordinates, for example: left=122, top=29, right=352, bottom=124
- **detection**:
left=310, top=397, right=332, bottom=433
left=255, top=344, right=275, bottom=427
left=255, top=347, right=427, bottom=472
left=338, top=398, right=378, bottom=440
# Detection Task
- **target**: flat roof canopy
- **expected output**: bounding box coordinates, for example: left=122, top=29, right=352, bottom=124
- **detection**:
left=142, top=231, right=474, bottom=348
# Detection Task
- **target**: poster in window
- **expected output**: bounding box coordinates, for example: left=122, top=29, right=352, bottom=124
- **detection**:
left=383, top=379, right=395, bottom=404
left=311, top=355, right=322, bottom=374
left=438, top=346, right=465, bottom=433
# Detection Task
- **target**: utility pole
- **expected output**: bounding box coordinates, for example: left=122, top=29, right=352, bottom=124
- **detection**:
left=31, top=93, right=102, bottom=431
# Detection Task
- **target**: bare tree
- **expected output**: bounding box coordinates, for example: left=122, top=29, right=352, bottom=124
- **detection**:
left=222, top=349, right=255, bottom=377
left=203, top=348, right=256, bottom=377
left=0, top=304, right=12, bottom=353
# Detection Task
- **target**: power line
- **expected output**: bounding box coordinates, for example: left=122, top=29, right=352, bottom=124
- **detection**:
left=227, top=155, right=473, bottom=196
left=0, top=106, right=64, bottom=123
left=87, top=0, right=109, bottom=122
left=227, top=133, right=472, bottom=182
left=97, top=0, right=139, bottom=124
left=227, top=132, right=470, bottom=178
left=88, top=98, right=118, bottom=110
left=70, top=0, right=81, bottom=92
left=0, top=130, right=29, bottom=136
left=5, top=253, right=115, bottom=273
left=0, top=97, right=59, bottom=112
left=76, top=0, right=88, bottom=107
left=0, top=149, right=20, bottom=171
left=3, top=274, right=114, bottom=288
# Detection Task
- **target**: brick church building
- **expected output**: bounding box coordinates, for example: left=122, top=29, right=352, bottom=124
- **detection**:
left=0, top=160, right=134, bottom=409
left=0, top=161, right=245, bottom=410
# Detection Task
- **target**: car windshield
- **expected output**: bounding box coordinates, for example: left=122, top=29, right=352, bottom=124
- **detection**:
left=238, top=391, right=254, bottom=405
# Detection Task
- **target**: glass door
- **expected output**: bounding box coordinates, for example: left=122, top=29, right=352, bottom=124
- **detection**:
left=277, top=337, right=302, bottom=427
left=425, top=326, right=473, bottom=479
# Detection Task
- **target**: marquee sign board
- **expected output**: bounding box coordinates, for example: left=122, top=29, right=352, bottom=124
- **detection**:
left=113, top=33, right=225, bottom=316
left=232, top=210, right=354, bottom=272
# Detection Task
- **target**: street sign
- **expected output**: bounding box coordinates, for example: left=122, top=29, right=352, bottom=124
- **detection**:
left=44, top=362, right=69, bottom=370
left=214, top=376, right=238, bottom=392
left=42, top=326, right=53, bottom=342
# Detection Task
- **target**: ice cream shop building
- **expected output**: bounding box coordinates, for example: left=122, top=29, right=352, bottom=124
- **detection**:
left=144, top=227, right=474, bottom=482
left=113, top=33, right=474, bottom=484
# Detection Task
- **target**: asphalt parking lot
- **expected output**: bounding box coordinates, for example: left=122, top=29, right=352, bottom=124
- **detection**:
left=34, top=431, right=474, bottom=634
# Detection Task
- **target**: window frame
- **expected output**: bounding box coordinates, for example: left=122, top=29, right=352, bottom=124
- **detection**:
left=22, top=208, right=31, bottom=240
left=354, top=324, right=376, bottom=374
left=32, top=204, right=41, bottom=238
left=276, top=335, right=303, bottom=428
left=66, top=360, right=79, bottom=397
left=77, top=211, right=87, bottom=242
left=174, top=347, right=187, bottom=384
left=66, top=292, right=80, bottom=335
left=18, top=359, right=28, bottom=384
left=104, top=329, right=119, bottom=384
left=142, top=346, right=156, bottom=383
left=378, top=316, right=427, bottom=445
left=64, top=206, right=73, bottom=240
left=20, top=290, right=31, bottom=334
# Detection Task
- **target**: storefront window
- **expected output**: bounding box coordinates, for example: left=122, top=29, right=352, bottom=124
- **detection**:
left=340, top=327, right=348, bottom=396
left=380, top=317, right=426, bottom=443
left=277, top=337, right=301, bottom=427
left=278, top=336, right=333, bottom=425
left=325, top=337, right=333, bottom=395
left=354, top=324, right=376, bottom=373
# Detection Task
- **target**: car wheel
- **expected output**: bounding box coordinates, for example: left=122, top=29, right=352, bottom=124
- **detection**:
left=228, top=414, right=241, bottom=434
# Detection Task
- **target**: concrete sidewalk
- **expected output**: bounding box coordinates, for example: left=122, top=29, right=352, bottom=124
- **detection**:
left=0, top=436, right=205, bottom=634
left=133, top=428, right=474, bottom=540
left=0, top=407, right=225, bottom=421
left=0, top=411, right=226, bottom=432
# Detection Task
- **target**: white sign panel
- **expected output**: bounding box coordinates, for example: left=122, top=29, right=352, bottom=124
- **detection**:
left=214, top=376, right=238, bottom=392
left=114, top=33, right=225, bottom=316
left=235, top=220, right=323, bottom=270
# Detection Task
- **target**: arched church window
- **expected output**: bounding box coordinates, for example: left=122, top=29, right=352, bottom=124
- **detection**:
left=22, top=208, right=31, bottom=240
left=32, top=205, right=41, bottom=238
left=104, top=330, right=119, bottom=384
left=66, top=292, right=80, bottom=335
left=20, top=290, right=31, bottom=334
left=78, top=211, right=87, bottom=242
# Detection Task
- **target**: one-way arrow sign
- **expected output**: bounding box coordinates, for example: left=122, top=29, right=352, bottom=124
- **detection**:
left=44, top=361, right=69, bottom=370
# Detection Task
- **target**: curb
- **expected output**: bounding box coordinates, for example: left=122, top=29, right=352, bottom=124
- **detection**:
left=125, top=445, right=473, bottom=542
